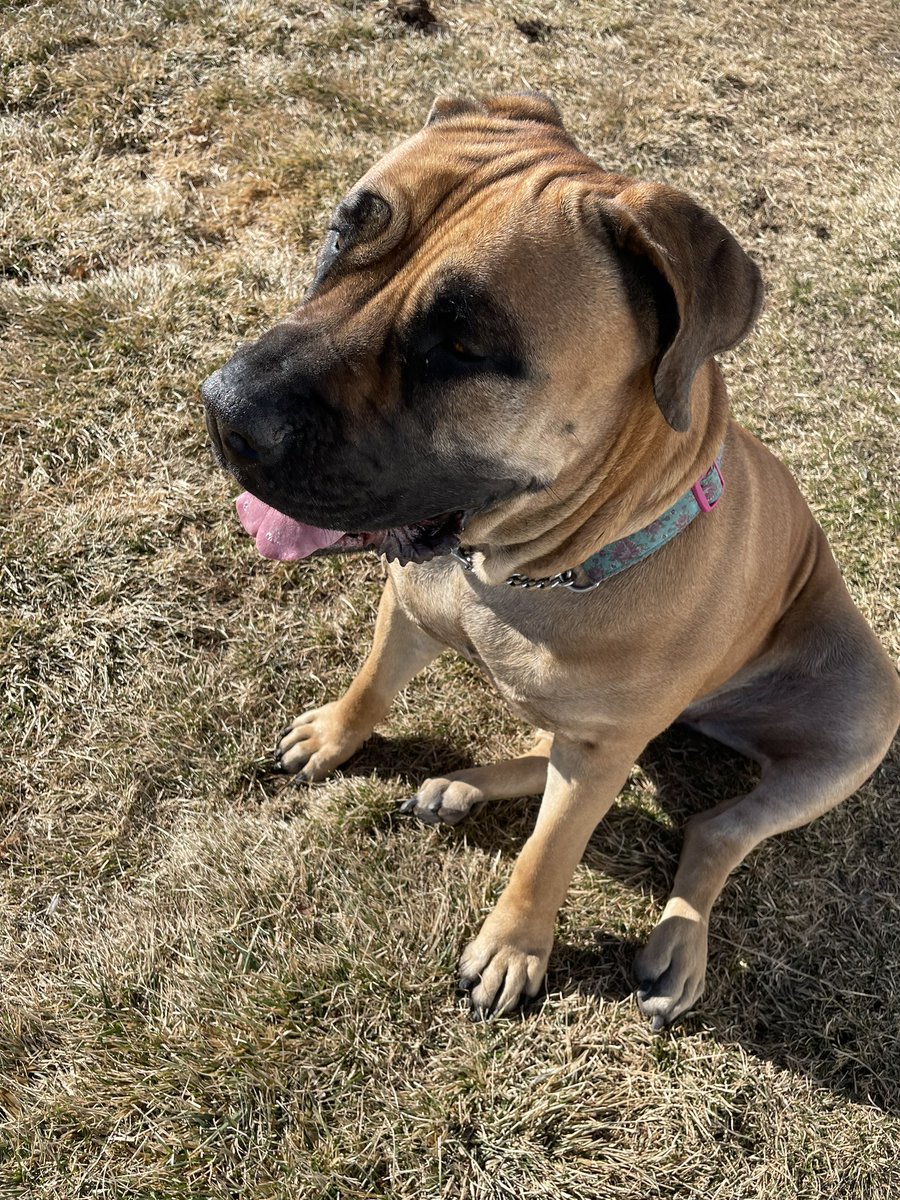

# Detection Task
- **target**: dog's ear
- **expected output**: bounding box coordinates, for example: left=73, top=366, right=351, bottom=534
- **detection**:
left=482, top=92, right=565, bottom=128
left=425, top=92, right=564, bottom=129
left=596, top=183, right=763, bottom=432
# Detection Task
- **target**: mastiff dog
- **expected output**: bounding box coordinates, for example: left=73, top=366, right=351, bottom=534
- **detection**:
left=202, top=94, right=900, bottom=1028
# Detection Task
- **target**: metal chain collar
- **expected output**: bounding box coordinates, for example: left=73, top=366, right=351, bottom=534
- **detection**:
left=449, top=546, right=603, bottom=591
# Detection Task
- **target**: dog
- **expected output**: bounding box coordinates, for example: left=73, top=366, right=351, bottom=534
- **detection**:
left=202, top=94, right=900, bottom=1028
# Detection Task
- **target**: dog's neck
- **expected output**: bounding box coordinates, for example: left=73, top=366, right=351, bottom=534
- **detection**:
left=467, top=360, right=729, bottom=585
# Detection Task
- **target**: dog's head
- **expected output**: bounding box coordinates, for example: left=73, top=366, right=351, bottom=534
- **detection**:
left=202, top=94, right=762, bottom=567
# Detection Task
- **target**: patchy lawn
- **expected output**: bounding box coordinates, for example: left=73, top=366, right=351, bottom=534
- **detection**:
left=1, top=0, right=898, bottom=1196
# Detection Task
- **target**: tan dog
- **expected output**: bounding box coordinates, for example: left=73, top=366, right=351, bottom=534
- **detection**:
left=202, top=94, right=900, bottom=1027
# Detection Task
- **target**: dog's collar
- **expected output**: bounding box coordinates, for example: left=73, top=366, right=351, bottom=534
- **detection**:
left=451, top=453, right=725, bottom=591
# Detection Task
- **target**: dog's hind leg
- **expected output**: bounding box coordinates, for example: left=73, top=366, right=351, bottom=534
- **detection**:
left=276, top=579, right=444, bottom=780
left=397, top=730, right=553, bottom=825
left=633, top=658, right=899, bottom=1029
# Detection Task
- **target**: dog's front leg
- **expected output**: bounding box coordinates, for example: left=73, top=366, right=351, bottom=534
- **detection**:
left=459, top=730, right=646, bottom=1018
left=276, top=579, right=444, bottom=779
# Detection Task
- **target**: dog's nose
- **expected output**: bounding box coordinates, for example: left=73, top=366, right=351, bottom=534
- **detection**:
left=202, top=322, right=337, bottom=477
left=222, top=428, right=260, bottom=463
left=202, top=363, right=284, bottom=470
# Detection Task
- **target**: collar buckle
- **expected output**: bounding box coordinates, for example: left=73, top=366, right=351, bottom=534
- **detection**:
left=690, top=460, right=725, bottom=513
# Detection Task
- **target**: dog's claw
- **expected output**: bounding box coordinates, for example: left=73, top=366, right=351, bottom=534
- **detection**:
left=469, top=996, right=516, bottom=1022
left=396, top=794, right=442, bottom=823
left=649, top=1014, right=666, bottom=1033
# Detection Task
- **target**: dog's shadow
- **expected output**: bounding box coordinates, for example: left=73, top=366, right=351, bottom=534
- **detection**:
left=346, top=724, right=900, bottom=1114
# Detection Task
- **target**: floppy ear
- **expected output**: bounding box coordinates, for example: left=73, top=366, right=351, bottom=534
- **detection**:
left=425, top=92, right=564, bottom=129
left=597, top=183, right=763, bottom=432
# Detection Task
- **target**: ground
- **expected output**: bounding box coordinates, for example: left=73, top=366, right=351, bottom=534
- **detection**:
left=2, top=0, right=899, bottom=1196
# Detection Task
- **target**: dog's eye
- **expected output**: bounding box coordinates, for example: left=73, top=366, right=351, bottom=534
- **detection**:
left=414, top=333, right=522, bottom=381
left=312, top=228, right=346, bottom=285
left=442, top=339, right=487, bottom=363
left=423, top=338, right=489, bottom=374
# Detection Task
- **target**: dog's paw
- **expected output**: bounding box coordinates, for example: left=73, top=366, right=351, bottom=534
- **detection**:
left=633, top=913, right=708, bottom=1031
left=458, top=915, right=551, bottom=1019
left=274, top=701, right=370, bottom=781
left=397, top=776, right=486, bottom=825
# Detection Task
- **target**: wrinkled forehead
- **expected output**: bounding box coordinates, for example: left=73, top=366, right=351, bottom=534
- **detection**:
left=348, top=119, right=590, bottom=246
left=302, top=119, right=624, bottom=352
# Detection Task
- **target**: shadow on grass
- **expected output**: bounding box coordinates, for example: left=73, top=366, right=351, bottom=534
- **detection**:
left=326, top=722, right=900, bottom=1114
left=352, top=730, right=483, bottom=781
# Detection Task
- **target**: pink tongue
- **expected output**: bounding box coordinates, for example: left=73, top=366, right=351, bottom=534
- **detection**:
left=235, top=492, right=345, bottom=561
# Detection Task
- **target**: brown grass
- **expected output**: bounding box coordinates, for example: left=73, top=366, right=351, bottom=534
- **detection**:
left=2, top=0, right=899, bottom=1196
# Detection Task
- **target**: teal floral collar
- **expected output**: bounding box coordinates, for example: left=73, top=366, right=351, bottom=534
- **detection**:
left=452, top=452, right=725, bottom=592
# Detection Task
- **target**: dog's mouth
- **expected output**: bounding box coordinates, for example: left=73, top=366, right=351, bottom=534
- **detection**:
left=235, top=492, right=466, bottom=567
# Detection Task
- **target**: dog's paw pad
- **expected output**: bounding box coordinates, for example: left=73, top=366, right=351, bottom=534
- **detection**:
left=274, top=700, right=371, bottom=780
left=398, top=777, right=484, bottom=825
left=458, top=925, right=550, bottom=1019
left=633, top=914, right=708, bottom=1028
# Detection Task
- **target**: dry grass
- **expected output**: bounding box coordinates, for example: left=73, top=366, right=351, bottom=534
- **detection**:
left=2, top=0, right=899, bottom=1195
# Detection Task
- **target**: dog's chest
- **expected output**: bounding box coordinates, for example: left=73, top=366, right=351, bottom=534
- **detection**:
left=389, top=560, right=611, bottom=733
